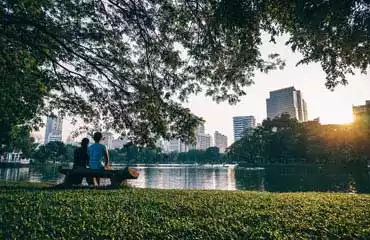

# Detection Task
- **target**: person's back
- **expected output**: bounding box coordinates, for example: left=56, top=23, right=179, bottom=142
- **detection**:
left=88, top=132, right=110, bottom=186
left=73, top=138, right=89, bottom=168
left=73, top=147, right=89, bottom=167
left=71, top=138, right=90, bottom=185
left=88, top=143, right=106, bottom=169
left=88, top=132, right=110, bottom=170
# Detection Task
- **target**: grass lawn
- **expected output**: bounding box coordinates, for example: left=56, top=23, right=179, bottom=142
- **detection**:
left=1, top=181, right=370, bottom=239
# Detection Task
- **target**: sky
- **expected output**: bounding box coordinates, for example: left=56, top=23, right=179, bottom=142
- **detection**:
left=34, top=35, right=370, bottom=145
left=184, top=35, right=370, bottom=145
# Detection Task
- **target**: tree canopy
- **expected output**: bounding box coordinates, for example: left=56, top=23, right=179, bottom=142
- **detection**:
left=1, top=0, right=369, bottom=146
left=0, top=125, right=37, bottom=158
left=107, top=145, right=223, bottom=164
left=32, top=141, right=75, bottom=164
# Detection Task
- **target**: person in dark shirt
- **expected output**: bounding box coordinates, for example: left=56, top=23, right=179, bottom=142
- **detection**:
left=72, top=138, right=93, bottom=185
left=73, top=138, right=90, bottom=168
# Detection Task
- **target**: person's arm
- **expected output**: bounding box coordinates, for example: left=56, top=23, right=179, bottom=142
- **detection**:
left=103, top=146, right=110, bottom=166
left=85, top=151, right=89, bottom=168
left=85, top=147, right=90, bottom=168
left=73, top=148, right=79, bottom=166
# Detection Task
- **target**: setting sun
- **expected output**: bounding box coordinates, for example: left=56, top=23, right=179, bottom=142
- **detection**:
left=319, top=109, right=354, bottom=124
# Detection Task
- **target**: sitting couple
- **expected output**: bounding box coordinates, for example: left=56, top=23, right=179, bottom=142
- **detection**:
left=73, top=132, right=110, bottom=186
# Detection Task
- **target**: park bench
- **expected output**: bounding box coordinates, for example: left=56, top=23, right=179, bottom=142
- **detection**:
left=59, top=167, right=139, bottom=187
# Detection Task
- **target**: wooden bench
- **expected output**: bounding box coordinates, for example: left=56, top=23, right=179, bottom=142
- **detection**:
left=59, top=167, right=139, bottom=187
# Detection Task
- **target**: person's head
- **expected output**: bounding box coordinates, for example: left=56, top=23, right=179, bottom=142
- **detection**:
left=81, top=138, right=89, bottom=148
left=93, top=132, right=103, bottom=143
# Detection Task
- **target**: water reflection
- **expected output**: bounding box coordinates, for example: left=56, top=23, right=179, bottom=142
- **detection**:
left=0, top=167, right=30, bottom=181
left=0, top=165, right=65, bottom=184
left=235, top=165, right=370, bottom=193
left=127, top=166, right=236, bottom=190
left=234, top=168, right=265, bottom=191
left=0, top=164, right=369, bottom=193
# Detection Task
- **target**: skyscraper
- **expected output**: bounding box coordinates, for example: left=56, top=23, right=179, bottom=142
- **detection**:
left=163, top=123, right=213, bottom=152
left=353, top=100, right=370, bottom=122
left=163, top=139, right=190, bottom=153
left=233, top=116, right=256, bottom=142
left=196, top=134, right=212, bottom=150
left=196, top=124, right=205, bottom=135
left=214, top=131, right=228, bottom=153
left=266, top=87, right=308, bottom=122
left=303, top=99, right=308, bottom=122
left=194, top=123, right=212, bottom=150
left=44, top=115, right=63, bottom=144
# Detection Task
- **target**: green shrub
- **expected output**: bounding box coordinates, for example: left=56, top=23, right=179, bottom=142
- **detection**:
left=1, top=182, right=370, bottom=239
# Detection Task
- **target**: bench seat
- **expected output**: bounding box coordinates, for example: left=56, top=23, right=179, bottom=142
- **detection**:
left=59, top=167, right=139, bottom=187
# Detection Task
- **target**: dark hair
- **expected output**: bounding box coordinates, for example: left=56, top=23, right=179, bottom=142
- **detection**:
left=81, top=138, right=89, bottom=149
left=93, top=132, right=103, bottom=143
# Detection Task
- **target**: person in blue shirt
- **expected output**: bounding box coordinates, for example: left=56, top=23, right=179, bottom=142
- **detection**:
left=88, top=132, right=110, bottom=186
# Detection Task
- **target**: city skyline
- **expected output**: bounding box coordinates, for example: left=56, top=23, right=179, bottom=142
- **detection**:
left=162, top=124, right=225, bottom=153
left=39, top=80, right=368, bottom=146
left=37, top=35, right=369, bottom=145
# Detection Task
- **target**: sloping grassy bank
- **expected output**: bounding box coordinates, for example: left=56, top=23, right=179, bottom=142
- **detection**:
left=1, top=182, right=370, bottom=239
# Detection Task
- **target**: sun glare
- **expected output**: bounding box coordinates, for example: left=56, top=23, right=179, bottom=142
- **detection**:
left=319, top=110, right=354, bottom=124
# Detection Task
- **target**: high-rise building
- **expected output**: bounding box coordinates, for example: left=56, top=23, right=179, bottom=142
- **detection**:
left=44, top=115, right=63, bottom=144
left=166, top=139, right=179, bottom=153
left=266, top=86, right=308, bottom=122
left=180, top=141, right=190, bottom=152
left=303, top=99, right=308, bottom=122
left=214, top=131, right=228, bottom=153
left=196, top=133, right=212, bottom=150
left=353, top=100, right=370, bottom=122
left=233, top=116, right=256, bottom=141
left=193, top=123, right=211, bottom=150
left=163, top=139, right=190, bottom=153
left=196, top=123, right=205, bottom=135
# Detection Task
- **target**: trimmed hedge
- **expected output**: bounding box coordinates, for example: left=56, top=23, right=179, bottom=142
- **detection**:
left=1, top=182, right=370, bottom=239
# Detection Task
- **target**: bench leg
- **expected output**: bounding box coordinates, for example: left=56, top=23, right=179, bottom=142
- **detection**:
left=86, top=177, right=94, bottom=186
left=63, top=174, right=83, bottom=186
left=63, top=174, right=74, bottom=187
left=110, top=176, right=124, bottom=188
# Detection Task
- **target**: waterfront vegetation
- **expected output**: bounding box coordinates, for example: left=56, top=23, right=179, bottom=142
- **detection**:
left=1, top=181, right=370, bottom=239
left=30, top=142, right=226, bottom=165
left=32, top=141, right=76, bottom=164
left=228, top=114, right=370, bottom=167
left=29, top=113, right=370, bottom=167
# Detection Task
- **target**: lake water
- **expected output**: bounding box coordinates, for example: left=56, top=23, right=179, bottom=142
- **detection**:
left=1, top=164, right=370, bottom=193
